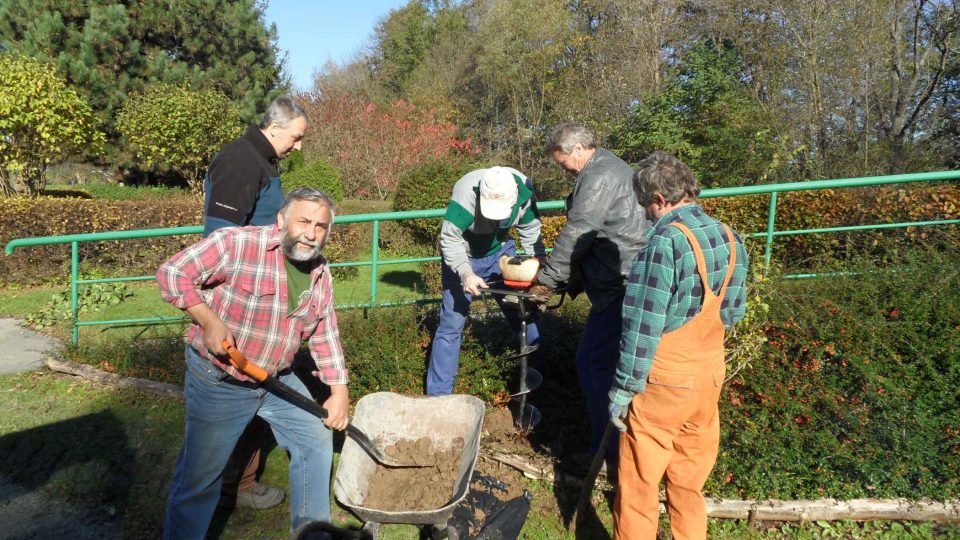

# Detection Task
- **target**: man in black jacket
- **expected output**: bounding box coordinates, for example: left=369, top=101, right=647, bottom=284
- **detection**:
left=535, top=123, right=650, bottom=465
left=204, top=96, right=307, bottom=236
left=205, top=96, right=308, bottom=509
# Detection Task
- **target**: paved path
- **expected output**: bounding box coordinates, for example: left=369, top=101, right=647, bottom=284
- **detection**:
left=0, top=318, right=60, bottom=374
left=0, top=320, right=121, bottom=537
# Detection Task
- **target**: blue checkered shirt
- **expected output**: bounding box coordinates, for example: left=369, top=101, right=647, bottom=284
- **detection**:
left=612, top=204, right=749, bottom=406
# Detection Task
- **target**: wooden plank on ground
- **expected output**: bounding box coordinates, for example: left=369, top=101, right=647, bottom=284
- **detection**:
left=46, top=357, right=182, bottom=398
left=706, top=498, right=960, bottom=522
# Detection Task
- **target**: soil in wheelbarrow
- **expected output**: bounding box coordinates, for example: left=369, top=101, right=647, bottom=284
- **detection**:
left=361, top=436, right=466, bottom=511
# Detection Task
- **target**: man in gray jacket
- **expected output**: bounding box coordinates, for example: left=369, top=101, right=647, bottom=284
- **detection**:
left=535, top=123, right=650, bottom=462
left=427, top=166, right=547, bottom=395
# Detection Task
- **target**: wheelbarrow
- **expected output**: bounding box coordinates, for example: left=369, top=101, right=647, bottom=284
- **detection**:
left=334, top=392, right=485, bottom=539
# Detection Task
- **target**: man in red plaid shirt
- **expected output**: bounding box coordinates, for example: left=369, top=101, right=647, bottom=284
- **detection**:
left=157, top=187, right=348, bottom=539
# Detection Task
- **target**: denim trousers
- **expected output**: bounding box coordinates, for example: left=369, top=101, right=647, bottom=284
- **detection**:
left=163, top=346, right=333, bottom=539
left=426, top=241, right=540, bottom=395
left=576, top=295, right=623, bottom=459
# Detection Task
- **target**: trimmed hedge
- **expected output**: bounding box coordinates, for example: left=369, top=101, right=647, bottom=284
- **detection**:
left=0, top=193, right=364, bottom=285
left=3, top=181, right=957, bottom=286
left=530, top=183, right=960, bottom=267
left=0, top=195, right=204, bottom=286
left=393, top=157, right=490, bottom=243
left=708, top=230, right=960, bottom=500
left=701, top=182, right=960, bottom=267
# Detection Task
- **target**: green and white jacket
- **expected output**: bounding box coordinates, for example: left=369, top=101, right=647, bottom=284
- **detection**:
left=439, top=167, right=546, bottom=282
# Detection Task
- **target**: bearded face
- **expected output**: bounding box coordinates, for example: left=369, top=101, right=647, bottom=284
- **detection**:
left=276, top=199, right=331, bottom=263
left=281, top=227, right=323, bottom=262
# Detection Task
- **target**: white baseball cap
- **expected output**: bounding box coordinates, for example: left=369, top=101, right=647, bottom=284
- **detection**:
left=479, top=166, right=518, bottom=220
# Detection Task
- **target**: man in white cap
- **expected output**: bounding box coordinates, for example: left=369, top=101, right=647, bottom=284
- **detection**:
left=427, top=166, right=547, bottom=395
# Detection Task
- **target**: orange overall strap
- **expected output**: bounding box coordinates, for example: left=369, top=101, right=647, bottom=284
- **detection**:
left=670, top=222, right=737, bottom=301
left=717, top=224, right=737, bottom=299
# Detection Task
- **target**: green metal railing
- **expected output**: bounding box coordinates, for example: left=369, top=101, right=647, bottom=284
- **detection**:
left=5, top=170, right=959, bottom=345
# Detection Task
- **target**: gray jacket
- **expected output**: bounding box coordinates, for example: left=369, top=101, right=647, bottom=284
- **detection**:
left=538, top=148, right=650, bottom=312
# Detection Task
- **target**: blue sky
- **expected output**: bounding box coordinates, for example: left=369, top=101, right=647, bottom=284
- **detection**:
left=264, top=0, right=410, bottom=91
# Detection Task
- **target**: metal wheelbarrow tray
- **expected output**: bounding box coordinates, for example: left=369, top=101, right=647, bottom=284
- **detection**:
left=334, top=392, right=485, bottom=533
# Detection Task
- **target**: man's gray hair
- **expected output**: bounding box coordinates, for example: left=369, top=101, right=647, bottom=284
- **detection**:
left=633, top=151, right=700, bottom=206
left=544, top=123, right=597, bottom=154
left=280, top=187, right=336, bottom=232
left=259, top=96, right=307, bottom=129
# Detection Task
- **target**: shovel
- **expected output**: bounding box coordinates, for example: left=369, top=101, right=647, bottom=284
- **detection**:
left=222, top=341, right=416, bottom=468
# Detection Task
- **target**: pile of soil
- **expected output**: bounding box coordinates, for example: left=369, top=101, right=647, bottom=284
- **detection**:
left=361, top=436, right=466, bottom=511
left=481, top=406, right=529, bottom=452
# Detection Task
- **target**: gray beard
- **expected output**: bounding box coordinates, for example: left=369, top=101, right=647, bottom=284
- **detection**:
left=281, top=231, right=322, bottom=263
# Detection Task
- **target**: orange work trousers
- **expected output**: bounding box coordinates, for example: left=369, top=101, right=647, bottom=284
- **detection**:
left=614, top=222, right=735, bottom=540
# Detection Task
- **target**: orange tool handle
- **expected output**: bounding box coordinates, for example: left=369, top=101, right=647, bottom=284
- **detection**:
left=222, top=341, right=268, bottom=382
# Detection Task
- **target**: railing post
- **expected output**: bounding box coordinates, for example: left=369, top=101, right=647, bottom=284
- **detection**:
left=71, top=241, right=79, bottom=346
left=764, top=191, right=778, bottom=269
left=370, top=220, right=380, bottom=308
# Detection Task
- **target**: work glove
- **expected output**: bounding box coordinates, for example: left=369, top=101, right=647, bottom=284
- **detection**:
left=609, top=401, right=629, bottom=432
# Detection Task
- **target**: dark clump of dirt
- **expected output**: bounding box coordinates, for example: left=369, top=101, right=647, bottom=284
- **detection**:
left=362, top=436, right=466, bottom=511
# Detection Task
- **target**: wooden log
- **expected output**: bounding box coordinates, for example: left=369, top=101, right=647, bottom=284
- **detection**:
left=46, top=357, right=182, bottom=398
left=480, top=450, right=554, bottom=482
left=706, top=498, right=755, bottom=519
left=706, top=498, right=960, bottom=522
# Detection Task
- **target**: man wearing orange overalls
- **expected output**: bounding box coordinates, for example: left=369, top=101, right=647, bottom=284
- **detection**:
left=610, top=151, right=749, bottom=539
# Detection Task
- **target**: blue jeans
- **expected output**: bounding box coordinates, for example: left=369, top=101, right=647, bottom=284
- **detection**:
left=163, top=347, right=333, bottom=539
left=576, top=296, right=623, bottom=459
left=427, top=241, right=540, bottom=395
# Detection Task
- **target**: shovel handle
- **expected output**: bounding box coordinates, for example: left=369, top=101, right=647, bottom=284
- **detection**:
left=220, top=342, right=413, bottom=468
left=223, top=341, right=268, bottom=382
left=573, top=421, right=616, bottom=528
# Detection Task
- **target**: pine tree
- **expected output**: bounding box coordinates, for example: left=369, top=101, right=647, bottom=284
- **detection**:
left=0, top=0, right=286, bottom=152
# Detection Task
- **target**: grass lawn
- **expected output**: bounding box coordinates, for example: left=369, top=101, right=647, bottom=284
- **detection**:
left=1, top=368, right=955, bottom=539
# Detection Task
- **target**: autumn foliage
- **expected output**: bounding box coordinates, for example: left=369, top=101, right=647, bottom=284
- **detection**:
left=299, top=90, right=478, bottom=200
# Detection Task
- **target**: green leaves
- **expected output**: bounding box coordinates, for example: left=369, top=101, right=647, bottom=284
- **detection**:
left=713, top=230, right=960, bottom=501
left=0, top=53, right=105, bottom=196
left=26, top=282, right=133, bottom=330
left=0, top=0, right=283, bottom=154
left=280, top=157, right=344, bottom=203
left=609, top=43, right=783, bottom=188
left=115, top=83, right=243, bottom=192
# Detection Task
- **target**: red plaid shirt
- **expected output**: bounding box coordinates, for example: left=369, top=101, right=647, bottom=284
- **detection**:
left=157, top=225, right=348, bottom=385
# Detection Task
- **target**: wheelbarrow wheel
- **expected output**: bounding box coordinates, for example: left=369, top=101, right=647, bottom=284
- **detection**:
left=419, top=524, right=458, bottom=540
